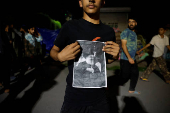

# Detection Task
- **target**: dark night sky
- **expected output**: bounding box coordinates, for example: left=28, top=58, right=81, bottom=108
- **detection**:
left=2, top=0, right=169, bottom=41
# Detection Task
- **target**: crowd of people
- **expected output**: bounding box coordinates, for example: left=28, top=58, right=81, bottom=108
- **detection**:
left=1, top=0, right=170, bottom=112
left=0, top=22, right=45, bottom=93
left=50, top=0, right=170, bottom=112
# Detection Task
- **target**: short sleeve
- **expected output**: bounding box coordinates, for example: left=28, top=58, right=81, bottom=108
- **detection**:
left=150, top=36, right=155, bottom=45
left=165, top=36, right=169, bottom=46
left=120, top=30, right=128, bottom=40
left=25, top=34, right=34, bottom=45
left=53, top=22, right=69, bottom=50
left=36, top=35, right=43, bottom=42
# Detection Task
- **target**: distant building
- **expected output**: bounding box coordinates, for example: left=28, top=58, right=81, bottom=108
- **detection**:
left=100, top=7, right=131, bottom=45
left=100, top=7, right=131, bottom=32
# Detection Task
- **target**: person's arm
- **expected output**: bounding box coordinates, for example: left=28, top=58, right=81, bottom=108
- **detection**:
left=36, top=33, right=43, bottom=42
left=102, top=41, right=120, bottom=64
left=167, top=45, right=170, bottom=51
left=25, top=34, right=35, bottom=46
left=121, top=39, right=131, bottom=59
left=137, top=43, right=151, bottom=54
left=50, top=45, right=61, bottom=61
left=50, top=42, right=81, bottom=62
left=121, top=39, right=134, bottom=64
left=13, top=28, right=22, bottom=37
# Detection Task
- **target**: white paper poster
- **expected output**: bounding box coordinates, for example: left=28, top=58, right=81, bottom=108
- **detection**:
left=73, top=40, right=107, bottom=88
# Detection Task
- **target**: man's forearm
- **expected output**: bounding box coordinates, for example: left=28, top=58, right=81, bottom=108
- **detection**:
left=122, top=45, right=131, bottom=59
left=107, top=53, right=119, bottom=64
left=167, top=45, right=170, bottom=51
left=50, top=49, right=60, bottom=61
left=13, top=28, right=22, bottom=37
left=139, top=43, right=151, bottom=52
left=107, top=59, right=114, bottom=64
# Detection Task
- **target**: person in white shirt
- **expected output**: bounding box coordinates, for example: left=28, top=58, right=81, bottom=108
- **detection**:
left=137, top=26, right=170, bottom=84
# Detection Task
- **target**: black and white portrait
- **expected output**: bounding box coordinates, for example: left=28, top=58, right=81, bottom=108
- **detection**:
left=73, top=40, right=107, bottom=88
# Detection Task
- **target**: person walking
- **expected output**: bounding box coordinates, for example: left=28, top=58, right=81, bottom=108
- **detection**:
left=137, top=26, right=170, bottom=84
left=120, top=16, right=140, bottom=94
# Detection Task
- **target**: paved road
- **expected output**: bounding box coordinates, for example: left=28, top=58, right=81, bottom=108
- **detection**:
left=0, top=59, right=170, bottom=113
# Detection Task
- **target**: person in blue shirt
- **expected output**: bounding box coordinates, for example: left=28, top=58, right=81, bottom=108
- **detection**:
left=120, top=16, right=140, bottom=94
left=25, top=26, right=43, bottom=47
left=17, top=25, right=44, bottom=80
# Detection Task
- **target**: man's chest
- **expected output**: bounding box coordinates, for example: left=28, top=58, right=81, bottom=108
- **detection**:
left=154, top=38, right=166, bottom=46
left=67, top=26, right=114, bottom=44
left=127, top=32, right=137, bottom=42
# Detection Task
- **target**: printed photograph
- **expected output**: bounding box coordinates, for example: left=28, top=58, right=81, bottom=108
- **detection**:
left=73, top=40, right=107, bottom=88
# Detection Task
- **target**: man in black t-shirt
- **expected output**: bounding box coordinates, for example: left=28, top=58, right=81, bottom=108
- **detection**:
left=50, top=0, right=120, bottom=113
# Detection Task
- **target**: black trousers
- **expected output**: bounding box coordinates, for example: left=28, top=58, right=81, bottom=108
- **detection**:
left=120, top=59, right=139, bottom=91
left=60, top=98, right=111, bottom=113
left=0, top=54, right=11, bottom=89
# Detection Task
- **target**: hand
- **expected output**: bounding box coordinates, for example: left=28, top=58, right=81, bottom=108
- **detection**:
left=20, top=28, right=24, bottom=32
left=128, top=58, right=135, bottom=64
left=102, top=41, right=120, bottom=59
left=136, top=51, right=140, bottom=55
left=58, top=42, right=81, bottom=62
left=9, top=40, right=12, bottom=44
left=37, top=32, right=41, bottom=36
left=86, top=68, right=94, bottom=73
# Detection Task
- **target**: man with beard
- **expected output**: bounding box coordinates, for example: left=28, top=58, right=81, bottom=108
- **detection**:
left=120, top=16, right=140, bottom=94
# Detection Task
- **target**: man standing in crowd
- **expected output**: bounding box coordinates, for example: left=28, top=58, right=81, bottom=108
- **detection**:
left=0, top=23, right=14, bottom=93
left=137, top=26, right=170, bottom=83
left=50, top=0, right=120, bottom=112
left=120, top=16, right=140, bottom=94
left=18, top=25, right=43, bottom=79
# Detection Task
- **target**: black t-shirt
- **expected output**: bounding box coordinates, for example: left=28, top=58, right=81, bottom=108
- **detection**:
left=54, top=18, right=115, bottom=106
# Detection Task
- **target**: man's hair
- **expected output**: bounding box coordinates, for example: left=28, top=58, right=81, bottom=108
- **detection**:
left=158, top=25, right=166, bottom=30
left=128, top=13, right=137, bottom=22
left=27, top=24, right=35, bottom=30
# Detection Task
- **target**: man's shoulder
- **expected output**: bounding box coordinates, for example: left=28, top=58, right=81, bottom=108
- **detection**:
left=25, top=33, right=32, bottom=39
left=152, top=35, right=159, bottom=39
left=122, top=28, right=130, bottom=33
left=120, top=28, right=129, bottom=36
left=64, top=19, right=81, bottom=26
left=101, top=23, right=114, bottom=30
left=25, top=33, right=31, bottom=36
left=164, top=35, right=169, bottom=39
left=60, top=19, right=82, bottom=31
left=101, top=24, right=115, bottom=36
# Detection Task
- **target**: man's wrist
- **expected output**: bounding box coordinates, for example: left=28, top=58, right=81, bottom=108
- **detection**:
left=57, top=52, right=64, bottom=62
left=113, top=54, right=119, bottom=60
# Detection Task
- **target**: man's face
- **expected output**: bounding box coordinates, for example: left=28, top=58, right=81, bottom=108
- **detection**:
left=5, top=25, right=9, bottom=32
left=86, top=55, right=95, bottom=65
left=159, top=28, right=165, bottom=35
left=28, top=27, right=35, bottom=35
left=79, top=0, right=105, bottom=15
left=128, top=19, right=137, bottom=30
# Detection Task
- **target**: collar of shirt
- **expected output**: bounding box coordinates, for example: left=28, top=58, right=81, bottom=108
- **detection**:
left=127, top=28, right=136, bottom=35
left=158, top=34, right=165, bottom=39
